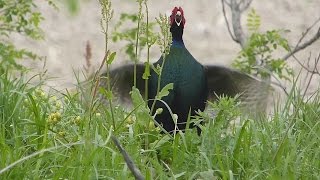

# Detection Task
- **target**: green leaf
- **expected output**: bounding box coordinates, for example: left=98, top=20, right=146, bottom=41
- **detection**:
left=142, top=62, right=150, bottom=80
left=107, top=52, right=116, bottom=65
left=151, top=64, right=160, bottom=75
left=130, top=87, right=145, bottom=107
left=105, top=90, right=113, bottom=100
left=150, top=135, right=171, bottom=149
left=233, top=119, right=251, bottom=172
left=156, top=83, right=173, bottom=100
left=99, top=87, right=113, bottom=100
left=199, top=169, right=216, bottom=179
left=247, top=8, right=261, bottom=32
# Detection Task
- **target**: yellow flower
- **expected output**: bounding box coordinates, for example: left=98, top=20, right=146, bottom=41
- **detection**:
left=73, top=116, right=81, bottom=125
left=50, top=96, right=57, bottom=102
left=126, top=116, right=135, bottom=125
left=149, top=121, right=155, bottom=129
left=47, top=112, right=62, bottom=125
left=48, top=117, right=58, bottom=125
left=35, top=89, right=46, bottom=99
left=58, top=131, right=66, bottom=137
left=55, top=101, right=62, bottom=110
left=54, top=112, right=61, bottom=120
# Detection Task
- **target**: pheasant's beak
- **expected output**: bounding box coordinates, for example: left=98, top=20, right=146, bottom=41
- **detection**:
left=175, top=11, right=182, bottom=26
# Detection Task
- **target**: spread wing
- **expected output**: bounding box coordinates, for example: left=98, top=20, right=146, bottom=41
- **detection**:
left=205, top=65, right=271, bottom=115
left=99, top=63, right=146, bottom=104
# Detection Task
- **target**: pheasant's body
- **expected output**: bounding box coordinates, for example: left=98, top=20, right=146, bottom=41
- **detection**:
left=148, top=43, right=208, bottom=132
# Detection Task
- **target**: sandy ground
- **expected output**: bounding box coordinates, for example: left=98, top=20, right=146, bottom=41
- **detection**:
left=12, top=0, right=320, bottom=96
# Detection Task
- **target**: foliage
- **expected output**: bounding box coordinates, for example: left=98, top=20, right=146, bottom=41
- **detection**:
left=155, top=13, right=172, bottom=57
left=246, top=8, right=260, bottom=32
left=65, top=0, right=79, bottom=15
left=112, top=12, right=157, bottom=62
left=233, top=9, right=294, bottom=80
left=0, top=71, right=319, bottom=178
left=0, top=43, right=37, bottom=72
left=0, top=0, right=53, bottom=74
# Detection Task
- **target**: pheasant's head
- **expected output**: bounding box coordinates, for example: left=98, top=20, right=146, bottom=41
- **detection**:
left=170, top=7, right=186, bottom=28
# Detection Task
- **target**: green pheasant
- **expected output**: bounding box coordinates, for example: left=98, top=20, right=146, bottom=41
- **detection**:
left=102, top=7, right=269, bottom=134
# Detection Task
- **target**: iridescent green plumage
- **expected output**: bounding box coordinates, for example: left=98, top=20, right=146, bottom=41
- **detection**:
left=148, top=44, right=208, bottom=133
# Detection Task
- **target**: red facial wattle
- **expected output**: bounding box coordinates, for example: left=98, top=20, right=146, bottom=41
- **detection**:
left=170, top=7, right=186, bottom=28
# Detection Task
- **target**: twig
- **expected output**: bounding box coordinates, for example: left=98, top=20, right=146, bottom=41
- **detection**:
left=270, top=81, right=289, bottom=96
left=295, top=18, right=320, bottom=49
left=283, top=17, right=320, bottom=60
left=292, top=52, right=320, bottom=76
left=302, top=53, right=320, bottom=98
left=111, top=136, right=145, bottom=180
left=221, top=0, right=238, bottom=43
left=254, top=66, right=290, bottom=96
left=239, top=0, right=253, bottom=12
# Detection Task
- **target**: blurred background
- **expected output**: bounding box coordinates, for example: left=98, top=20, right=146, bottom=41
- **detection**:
left=11, top=0, right=320, bottom=91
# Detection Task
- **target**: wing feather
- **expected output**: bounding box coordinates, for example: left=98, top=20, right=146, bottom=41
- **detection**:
left=99, top=63, right=146, bottom=104
left=205, top=65, right=271, bottom=115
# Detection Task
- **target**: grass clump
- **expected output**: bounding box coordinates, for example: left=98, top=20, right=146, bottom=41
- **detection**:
left=0, top=68, right=319, bottom=179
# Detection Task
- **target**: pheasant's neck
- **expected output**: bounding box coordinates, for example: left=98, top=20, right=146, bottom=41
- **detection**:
left=172, top=38, right=185, bottom=47
left=170, top=24, right=185, bottom=48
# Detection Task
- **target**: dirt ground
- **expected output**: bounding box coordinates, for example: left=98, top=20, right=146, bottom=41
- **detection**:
left=13, top=0, right=320, bottom=99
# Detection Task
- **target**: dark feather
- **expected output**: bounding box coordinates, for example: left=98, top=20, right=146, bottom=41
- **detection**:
left=205, top=65, right=271, bottom=114
left=100, top=63, right=145, bottom=104
left=102, top=64, right=270, bottom=112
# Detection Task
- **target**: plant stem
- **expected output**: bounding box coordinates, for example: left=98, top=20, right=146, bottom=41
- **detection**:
left=144, top=0, right=150, bottom=150
left=144, top=1, right=150, bottom=106
left=100, top=0, right=115, bottom=130
left=105, top=20, right=116, bottom=130
left=134, top=1, right=143, bottom=88
left=150, top=15, right=170, bottom=114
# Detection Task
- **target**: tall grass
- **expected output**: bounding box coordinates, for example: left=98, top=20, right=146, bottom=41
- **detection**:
left=0, top=64, right=319, bottom=179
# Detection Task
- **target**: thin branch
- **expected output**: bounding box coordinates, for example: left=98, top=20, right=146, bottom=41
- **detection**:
left=302, top=53, right=320, bottom=99
left=221, top=0, right=238, bottom=43
left=111, top=136, right=145, bottom=180
left=221, top=0, right=247, bottom=47
left=254, top=66, right=290, bottom=96
left=270, top=81, right=289, bottom=96
left=295, top=18, right=319, bottom=49
left=230, top=0, right=247, bottom=48
left=301, top=52, right=314, bottom=85
left=283, top=17, right=320, bottom=60
left=293, top=54, right=320, bottom=75
left=239, top=0, right=253, bottom=12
